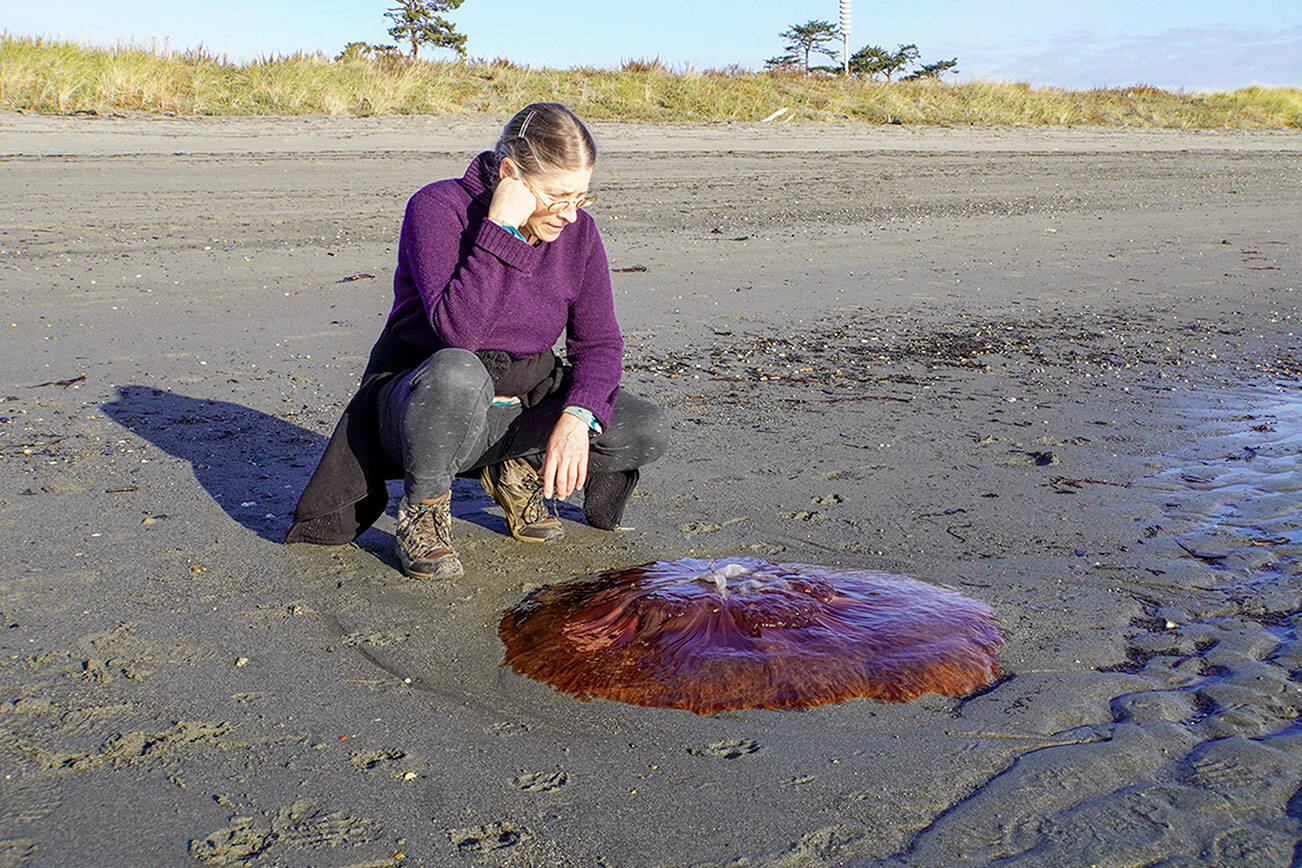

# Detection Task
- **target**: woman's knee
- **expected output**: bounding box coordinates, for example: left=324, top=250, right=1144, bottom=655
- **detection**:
left=601, top=393, right=670, bottom=466
left=408, top=348, right=492, bottom=405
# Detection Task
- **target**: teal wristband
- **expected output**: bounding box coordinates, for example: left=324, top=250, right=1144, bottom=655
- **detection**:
left=563, top=405, right=602, bottom=436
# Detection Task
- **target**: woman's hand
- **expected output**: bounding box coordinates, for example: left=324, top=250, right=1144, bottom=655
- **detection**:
left=542, top=412, right=590, bottom=500
left=488, top=175, right=537, bottom=231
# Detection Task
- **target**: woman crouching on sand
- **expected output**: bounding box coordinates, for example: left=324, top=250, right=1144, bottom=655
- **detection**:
left=285, top=102, right=669, bottom=578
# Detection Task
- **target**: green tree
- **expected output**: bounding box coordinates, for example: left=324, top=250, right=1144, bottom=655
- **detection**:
left=849, top=43, right=919, bottom=81
left=370, top=44, right=404, bottom=60
left=848, top=45, right=888, bottom=77
left=778, top=19, right=840, bottom=75
left=335, top=41, right=404, bottom=64
left=904, top=58, right=959, bottom=80
left=336, top=41, right=372, bottom=62
left=383, top=0, right=467, bottom=60
left=763, top=53, right=801, bottom=72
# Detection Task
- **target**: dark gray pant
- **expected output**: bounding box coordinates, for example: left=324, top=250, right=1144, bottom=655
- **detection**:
left=377, top=348, right=669, bottom=505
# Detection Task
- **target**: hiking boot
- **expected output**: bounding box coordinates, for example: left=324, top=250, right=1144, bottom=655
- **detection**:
left=394, top=491, right=463, bottom=579
left=479, top=457, right=565, bottom=543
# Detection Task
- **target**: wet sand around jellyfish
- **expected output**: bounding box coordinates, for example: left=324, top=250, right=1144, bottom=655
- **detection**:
left=500, top=557, right=1003, bottom=714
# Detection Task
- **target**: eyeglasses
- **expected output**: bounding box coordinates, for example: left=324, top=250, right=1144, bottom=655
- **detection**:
left=524, top=180, right=597, bottom=214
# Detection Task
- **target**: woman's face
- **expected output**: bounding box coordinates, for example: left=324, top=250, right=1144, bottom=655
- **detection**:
left=518, top=164, right=594, bottom=244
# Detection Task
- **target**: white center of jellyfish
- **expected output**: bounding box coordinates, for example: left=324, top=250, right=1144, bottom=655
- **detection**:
left=692, top=562, right=756, bottom=598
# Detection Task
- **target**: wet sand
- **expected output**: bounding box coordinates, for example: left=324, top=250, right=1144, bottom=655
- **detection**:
left=1, top=115, right=1301, bottom=866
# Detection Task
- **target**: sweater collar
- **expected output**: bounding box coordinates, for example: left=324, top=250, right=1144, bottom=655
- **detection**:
left=460, top=150, right=500, bottom=200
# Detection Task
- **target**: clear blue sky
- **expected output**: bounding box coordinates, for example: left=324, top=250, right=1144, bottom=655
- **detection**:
left=7, top=0, right=1301, bottom=91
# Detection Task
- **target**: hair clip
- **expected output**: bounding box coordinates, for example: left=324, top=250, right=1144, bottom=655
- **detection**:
left=516, top=109, right=536, bottom=141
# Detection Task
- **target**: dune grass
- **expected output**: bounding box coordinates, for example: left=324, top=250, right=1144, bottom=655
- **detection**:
left=2, top=33, right=1299, bottom=127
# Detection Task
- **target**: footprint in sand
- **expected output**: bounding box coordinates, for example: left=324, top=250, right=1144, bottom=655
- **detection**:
left=690, top=739, right=762, bottom=759
left=348, top=749, right=405, bottom=772
left=747, top=541, right=786, bottom=555
left=0, top=841, right=37, bottom=864
left=339, top=629, right=411, bottom=648
left=817, top=465, right=883, bottom=481
left=1211, top=826, right=1297, bottom=866
left=513, top=771, right=568, bottom=792
left=780, top=510, right=826, bottom=523
left=447, top=821, right=529, bottom=852
left=189, top=816, right=272, bottom=864
left=1035, top=435, right=1092, bottom=447
left=487, top=720, right=532, bottom=736
left=680, top=517, right=747, bottom=535
left=812, top=493, right=843, bottom=505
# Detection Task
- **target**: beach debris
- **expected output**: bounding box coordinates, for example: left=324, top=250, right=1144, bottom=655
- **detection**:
left=499, top=557, right=1003, bottom=714
left=336, top=273, right=374, bottom=282
left=1174, top=540, right=1229, bottom=561
left=918, top=506, right=966, bottom=518
left=1051, top=476, right=1130, bottom=489
left=28, top=374, right=85, bottom=388
left=799, top=393, right=911, bottom=403
left=761, top=107, right=790, bottom=123
left=17, top=436, right=65, bottom=455
left=611, top=265, right=648, bottom=273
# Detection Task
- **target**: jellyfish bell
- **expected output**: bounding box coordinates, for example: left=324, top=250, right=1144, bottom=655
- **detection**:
left=499, top=557, right=1003, bottom=715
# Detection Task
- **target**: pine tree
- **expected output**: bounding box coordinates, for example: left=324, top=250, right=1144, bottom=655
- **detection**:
left=849, top=43, right=919, bottom=81
left=383, top=0, right=467, bottom=60
left=904, top=58, right=959, bottom=81
left=777, top=20, right=840, bottom=75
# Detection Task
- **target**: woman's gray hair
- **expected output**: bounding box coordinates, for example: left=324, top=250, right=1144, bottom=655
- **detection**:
left=495, top=102, right=596, bottom=178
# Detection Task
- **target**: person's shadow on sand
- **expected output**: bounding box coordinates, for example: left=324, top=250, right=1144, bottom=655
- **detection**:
left=101, top=386, right=582, bottom=551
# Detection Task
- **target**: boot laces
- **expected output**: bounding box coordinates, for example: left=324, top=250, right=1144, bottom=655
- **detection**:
left=400, top=499, right=453, bottom=558
left=515, top=463, right=556, bottom=524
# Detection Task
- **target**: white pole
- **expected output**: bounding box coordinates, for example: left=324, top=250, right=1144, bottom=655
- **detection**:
left=840, top=0, right=852, bottom=75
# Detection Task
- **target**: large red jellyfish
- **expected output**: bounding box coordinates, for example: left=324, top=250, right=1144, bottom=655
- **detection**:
left=499, top=557, right=1003, bottom=714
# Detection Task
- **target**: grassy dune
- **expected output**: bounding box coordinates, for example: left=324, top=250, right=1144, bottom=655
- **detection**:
left=2, top=34, right=1299, bottom=127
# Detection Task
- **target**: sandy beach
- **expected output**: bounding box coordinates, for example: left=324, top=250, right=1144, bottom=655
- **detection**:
left=2, top=114, right=1300, bottom=866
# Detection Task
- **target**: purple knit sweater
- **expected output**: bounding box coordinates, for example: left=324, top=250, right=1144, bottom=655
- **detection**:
left=384, top=151, right=623, bottom=426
